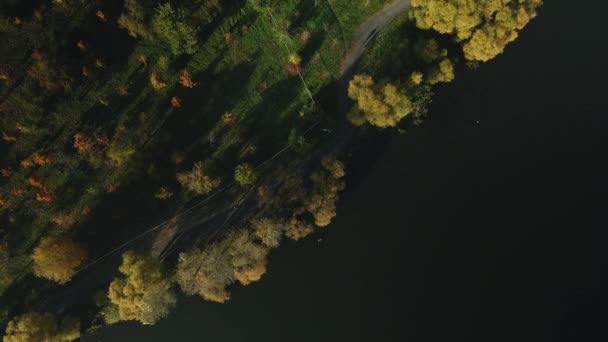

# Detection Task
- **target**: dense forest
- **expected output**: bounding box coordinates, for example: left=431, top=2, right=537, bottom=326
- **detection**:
left=0, top=0, right=541, bottom=340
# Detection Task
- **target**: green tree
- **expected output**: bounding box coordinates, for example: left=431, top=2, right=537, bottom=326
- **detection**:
left=234, top=163, right=257, bottom=186
left=152, top=3, right=199, bottom=55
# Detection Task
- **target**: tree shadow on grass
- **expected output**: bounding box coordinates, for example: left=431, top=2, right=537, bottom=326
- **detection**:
left=150, top=56, right=259, bottom=164
left=237, top=74, right=312, bottom=158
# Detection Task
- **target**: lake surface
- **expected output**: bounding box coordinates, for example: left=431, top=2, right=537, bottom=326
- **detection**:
left=91, top=1, right=608, bottom=341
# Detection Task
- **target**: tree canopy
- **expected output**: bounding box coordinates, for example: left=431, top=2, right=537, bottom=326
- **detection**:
left=347, top=75, right=413, bottom=128
left=251, top=217, right=283, bottom=248
left=176, top=244, right=234, bottom=303
left=3, top=312, right=80, bottom=342
left=107, top=252, right=176, bottom=325
left=32, top=236, right=87, bottom=284
left=305, top=156, right=346, bottom=227
left=227, top=230, right=270, bottom=285
left=234, top=163, right=258, bottom=186
left=177, top=162, right=221, bottom=194
left=152, top=3, right=199, bottom=55
left=410, top=0, right=543, bottom=61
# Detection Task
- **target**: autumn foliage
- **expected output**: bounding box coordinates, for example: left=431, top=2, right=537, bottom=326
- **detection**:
left=176, top=230, right=270, bottom=303
left=36, top=190, right=56, bottom=203
left=305, top=156, right=346, bottom=227
left=170, top=96, right=182, bottom=108
left=176, top=162, right=221, bottom=194
left=32, top=153, right=52, bottom=166
left=10, top=188, right=25, bottom=197
left=284, top=217, right=314, bottom=241
left=108, top=252, right=176, bottom=325
left=28, top=177, right=44, bottom=188
left=32, top=236, right=88, bottom=284
left=179, top=70, right=196, bottom=88
left=3, top=312, right=80, bottom=342
left=410, top=0, right=543, bottom=61
left=73, top=133, right=93, bottom=154
left=149, top=72, right=167, bottom=90
left=347, top=75, right=413, bottom=128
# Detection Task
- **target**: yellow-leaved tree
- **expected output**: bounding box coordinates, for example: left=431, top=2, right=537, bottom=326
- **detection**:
left=32, top=236, right=88, bottom=284
left=107, top=252, right=176, bottom=325
left=305, top=156, right=346, bottom=227
left=251, top=217, right=283, bottom=248
left=410, top=0, right=543, bottom=62
left=176, top=229, right=270, bottom=303
left=176, top=161, right=221, bottom=195
left=347, top=75, right=412, bottom=128
left=175, top=244, right=234, bottom=303
left=227, top=230, right=269, bottom=285
left=3, top=312, right=80, bottom=342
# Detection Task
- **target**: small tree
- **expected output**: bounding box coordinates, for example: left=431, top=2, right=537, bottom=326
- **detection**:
left=284, top=217, right=314, bottom=241
left=73, top=133, right=93, bottom=154
left=427, top=59, right=455, bottom=84
left=234, top=163, right=257, bottom=186
left=170, top=96, right=182, bottom=108
left=179, top=70, right=196, bottom=88
left=150, top=72, right=167, bottom=90
left=177, top=162, right=221, bottom=194
left=32, top=236, right=88, bottom=284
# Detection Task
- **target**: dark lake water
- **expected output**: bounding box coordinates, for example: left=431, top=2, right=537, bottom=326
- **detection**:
left=91, top=1, right=608, bottom=341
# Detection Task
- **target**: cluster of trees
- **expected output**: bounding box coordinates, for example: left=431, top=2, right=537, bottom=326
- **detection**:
left=410, top=0, right=543, bottom=61
left=176, top=229, right=270, bottom=303
left=92, top=155, right=346, bottom=328
left=349, top=0, right=541, bottom=128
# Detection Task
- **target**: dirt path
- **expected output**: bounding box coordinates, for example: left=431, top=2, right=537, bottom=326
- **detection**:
left=340, top=0, right=412, bottom=77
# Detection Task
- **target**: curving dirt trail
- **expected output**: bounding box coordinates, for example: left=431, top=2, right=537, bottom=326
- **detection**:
left=340, top=0, right=412, bottom=77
